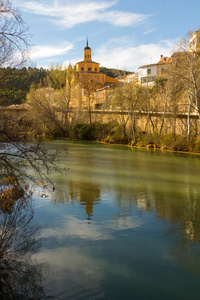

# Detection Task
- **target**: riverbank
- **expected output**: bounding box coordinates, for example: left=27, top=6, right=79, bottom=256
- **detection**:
left=90, top=140, right=200, bottom=156
left=70, top=122, right=200, bottom=154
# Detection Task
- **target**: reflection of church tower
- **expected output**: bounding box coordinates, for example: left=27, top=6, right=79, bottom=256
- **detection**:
left=77, top=184, right=101, bottom=220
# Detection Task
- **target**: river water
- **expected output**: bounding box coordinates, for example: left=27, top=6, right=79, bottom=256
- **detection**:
left=33, top=141, right=200, bottom=300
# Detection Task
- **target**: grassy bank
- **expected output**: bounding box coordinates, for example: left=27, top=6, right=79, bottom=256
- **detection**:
left=44, top=121, right=200, bottom=154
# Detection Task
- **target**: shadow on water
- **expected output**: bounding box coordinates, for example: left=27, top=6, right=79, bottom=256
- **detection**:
left=0, top=197, right=60, bottom=300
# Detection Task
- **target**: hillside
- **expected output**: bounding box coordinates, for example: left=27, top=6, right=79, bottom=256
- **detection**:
left=99, top=67, right=133, bottom=78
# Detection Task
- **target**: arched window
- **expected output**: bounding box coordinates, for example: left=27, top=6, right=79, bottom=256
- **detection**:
left=88, top=67, right=91, bottom=71
left=81, top=67, right=84, bottom=71
left=95, top=68, right=97, bottom=72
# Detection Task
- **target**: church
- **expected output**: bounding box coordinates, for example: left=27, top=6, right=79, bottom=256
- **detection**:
left=71, top=39, right=121, bottom=109
left=76, top=38, right=120, bottom=89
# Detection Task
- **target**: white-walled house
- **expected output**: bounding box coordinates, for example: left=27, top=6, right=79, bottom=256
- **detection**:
left=138, top=63, right=157, bottom=86
left=138, top=55, right=172, bottom=86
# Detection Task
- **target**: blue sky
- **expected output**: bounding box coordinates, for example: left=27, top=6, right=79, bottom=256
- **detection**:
left=16, top=0, right=200, bottom=71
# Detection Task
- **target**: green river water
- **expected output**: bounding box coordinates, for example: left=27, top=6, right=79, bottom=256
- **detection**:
left=32, top=141, right=200, bottom=300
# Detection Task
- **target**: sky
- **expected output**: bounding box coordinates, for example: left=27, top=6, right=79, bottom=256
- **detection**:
left=15, top=0, right=200, bottom=72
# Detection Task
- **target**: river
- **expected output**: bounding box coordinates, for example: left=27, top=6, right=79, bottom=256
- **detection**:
left=32, top=141, right=200, bottom=300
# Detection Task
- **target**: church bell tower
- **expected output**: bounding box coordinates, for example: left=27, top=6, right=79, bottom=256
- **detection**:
left=84, top=37, right=92, bottom=61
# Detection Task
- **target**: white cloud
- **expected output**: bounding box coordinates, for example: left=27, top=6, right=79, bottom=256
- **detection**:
left=30, top=38, right=176, bottom=72
left=39, top=215, right=142, bottom=241
left=101, top=10, right=148, bottom=27
left=93, top=40, right=175, bottom=71
left=30, top=42, right=74, bottom=60
left=16, top=0, right=149, bottom=28
left=144, top=28, right=157, bottom=35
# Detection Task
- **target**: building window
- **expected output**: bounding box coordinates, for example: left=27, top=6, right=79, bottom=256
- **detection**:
left=81, top=67, right=84, bottom=71
left=141, top=76, right=155, bottom=83
left=88, top=67, right=91, bottom=71
left=95, top=68, right=97, bottom=72
left=147, top=76, right=155, bottom=82
left=147, top=69, right=151, bottom=75
left=141, top=77, right=147, bottom=83
left=161, top=68, right=165, bottom=74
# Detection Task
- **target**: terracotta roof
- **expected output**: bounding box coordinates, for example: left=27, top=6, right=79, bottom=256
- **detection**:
left=157, top=56, right=172, bottom=64
left=139, top=56, right=172, bottom=68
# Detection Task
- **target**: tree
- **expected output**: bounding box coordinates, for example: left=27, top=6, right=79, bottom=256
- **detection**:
left=47, top=64, right=67, bottom=90
left=27, top=87, right=70, bottom=137
left=0, top=110, right=61, bottom=298
left=99, top=66, right=133, bottom=78
left=0, top=0, right=29, bottom=68
left=0, top=193, right=43, bottom=299
left=78, top=73, right=97, bottom=124
left=0, top=3, right=62, bottom=298
left=0, top=111, right=60, bottom=184
left=109, top=84, right=133, bottom=143
left=123, top=82, right=142, bottom=143
left=171, top=35, right=200, bottom=139
left=152, top=77, right=170, bottom=137
left=66, top=64, right=76, bottom=111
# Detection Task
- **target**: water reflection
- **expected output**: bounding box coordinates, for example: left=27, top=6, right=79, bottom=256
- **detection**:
left=40, top=142, right=200, bottom=298
left=52, top=180, right=101, bottom=221
left=50, top=144, right=200, bottom=245
left=0, top=197, right=57, bottom=299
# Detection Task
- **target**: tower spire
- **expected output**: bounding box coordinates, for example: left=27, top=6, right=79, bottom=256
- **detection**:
left=84, top=36, right=92, bottom=61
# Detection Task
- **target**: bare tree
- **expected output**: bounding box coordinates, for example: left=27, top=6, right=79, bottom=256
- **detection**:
left=0, top=0, right=29, bottom=68
left=0, top=108, right=61, bottom=300
left=78, top=73, right=97, bottom=124
left=27, top=87, right=70, bottom=137
left=0, top=2, right=62, bottom=298
left=171, top=35, right=200, bottom=139
left=0, top=182, right=61, bottom=299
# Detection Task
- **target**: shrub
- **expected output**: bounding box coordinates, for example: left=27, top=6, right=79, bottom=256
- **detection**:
left=44, top=128, right=68, bottom=138
left=194, top=138, right=200, bottom=152
left=107, top=124, right=128, bottom=144
left=136, top=132, right=154, bottom=147
left=71, top=123, right=99, bottom=140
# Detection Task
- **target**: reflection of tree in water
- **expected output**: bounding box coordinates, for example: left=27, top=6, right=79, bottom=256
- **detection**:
left=112, top=179, right=200, bottom=276
left=0, top=197, right=59, bottom=299
left=153, top=184, right=200, bottom=243
left=113, top=178, right=200, bottom=242
left=52, top=179, right=78, bottom=205
left=157, top=185, right=200, bottom=277
left=52, top=180, right=101, bottom=220
left=138, top=182, right=200, bottom=276
left=113, top=183, right=155, bottom=225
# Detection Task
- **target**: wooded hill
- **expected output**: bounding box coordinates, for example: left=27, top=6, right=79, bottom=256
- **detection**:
left=100, top=67, right=133, bottom=78
left=0, top=66, right=132, bottom=106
